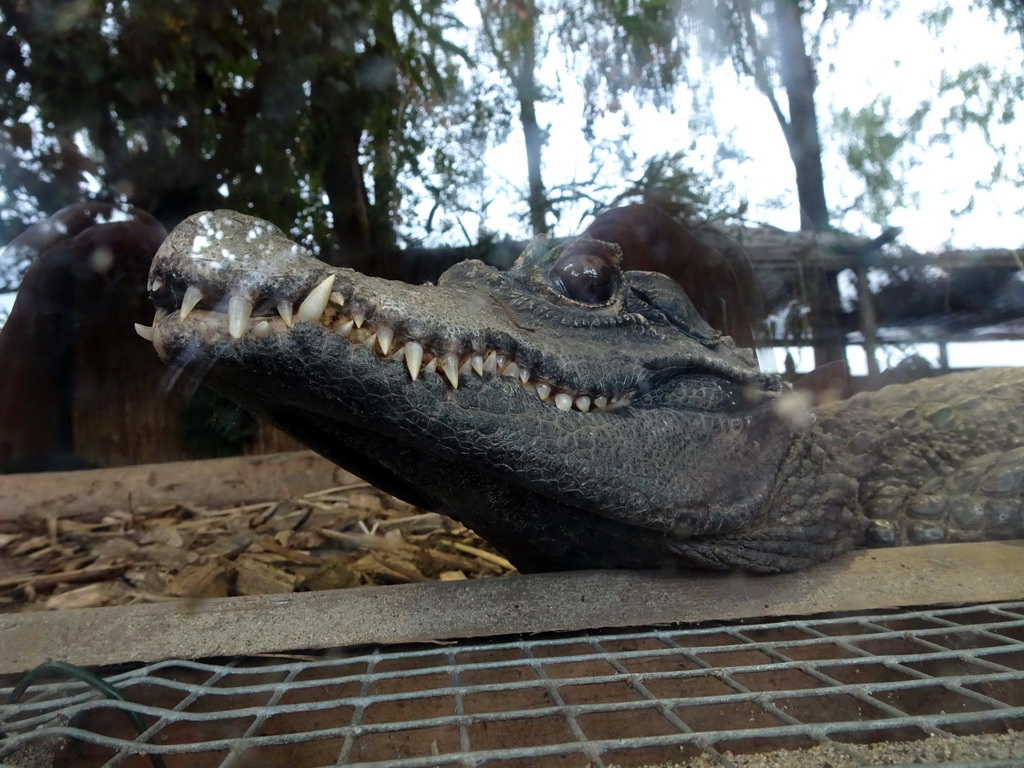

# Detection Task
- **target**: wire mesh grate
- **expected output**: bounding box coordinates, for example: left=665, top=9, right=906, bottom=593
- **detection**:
left=2, top=600, right=1023, bottom=767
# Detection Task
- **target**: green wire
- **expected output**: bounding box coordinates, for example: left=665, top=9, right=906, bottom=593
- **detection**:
left=7, top=660, right=167, bottom=768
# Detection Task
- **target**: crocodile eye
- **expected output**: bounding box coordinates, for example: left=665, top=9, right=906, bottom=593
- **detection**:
left=550, top=244, right=620, bottom=304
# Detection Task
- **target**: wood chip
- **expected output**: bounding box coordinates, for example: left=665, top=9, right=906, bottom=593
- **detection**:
left=299, top=560, right=361, bottom=591
left=1, top=480, right=515, bottom=612
left=92, top=538, right=140, bottom=560
left=303, top=482, right=371, bottom=499
left=140, top=525, right=185, bottom=547
left=27, top=544, right=62, bottom=561
left=0, top=563, right=128, bottom=591
left=235, top=557, right=298, bottom=596
left=11, top=535, right=50, bottom=557
left=317, top=528, right=402, bottom=551
left=419, top=548, right=489, bottom=573
left=351, top=552, right=429, bottom=584
left=165, top=563, right=231, bottom=599
left=452, top=542, right=515, bottom=570
left=377, top=512, right=446, bottom=532
left=255, top=537, right=322, bottom=565
left=45, top=582, right=120, bottom=610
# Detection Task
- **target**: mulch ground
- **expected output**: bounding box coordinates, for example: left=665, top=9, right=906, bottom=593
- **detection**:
left=0, top=481, right=515, bottom=613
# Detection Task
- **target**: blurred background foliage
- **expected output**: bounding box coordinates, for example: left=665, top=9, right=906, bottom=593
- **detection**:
left=1, top=0, right=1022, bottom=292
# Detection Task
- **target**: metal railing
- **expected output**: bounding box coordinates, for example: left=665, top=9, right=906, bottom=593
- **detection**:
left=2, top=601, right=1023, bottom=767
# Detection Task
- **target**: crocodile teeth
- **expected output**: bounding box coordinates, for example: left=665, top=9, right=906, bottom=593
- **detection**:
left=154, top=308, right=169, bottom=324
left=296, top=274, right=335, bottom=323
left=276, top=300, right=294, bottom=328
left=405, top=341, right=424, bottom=380
left=440, top=352, right=460, bottom=388
left=134, top=323, right=154, bottom=341
left=376, top=325, right=394, bottom=355
left=483, top=350, right=498, bottom=374
left=180, top=286, right=202, bottom=320
left=227, top=296, right=253, bottom=339
left=149, top=277, right=164, bottom=292
left=173, top=274, right=625, bottom=412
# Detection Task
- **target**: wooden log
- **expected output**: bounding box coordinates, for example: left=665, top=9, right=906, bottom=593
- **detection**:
left=0, top=540, right=1020, bottom=675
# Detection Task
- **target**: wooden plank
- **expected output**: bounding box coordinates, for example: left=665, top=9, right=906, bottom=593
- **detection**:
left=0, top=540, right=1020, bottom=675
left=0, top=451, right=356, bottom=521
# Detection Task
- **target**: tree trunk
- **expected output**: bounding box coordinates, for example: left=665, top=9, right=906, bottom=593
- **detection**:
left=774, top=0, right=847, bottom=371
left=514, top=2, right=548, bottom=236
left=316, top=106, right=375, bottom=270
left=519, top=88, right=548, bottom=236
left=366, top=16, right=403, bottom=255
left=773, top=0, right=828, bottom=231
left=480, top=0, right=548, bottom=236
left=308, top=12, right=397, bottom=274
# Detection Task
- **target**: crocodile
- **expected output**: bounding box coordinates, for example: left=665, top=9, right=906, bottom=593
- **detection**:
left=138, top=209, right=1024, bottom=573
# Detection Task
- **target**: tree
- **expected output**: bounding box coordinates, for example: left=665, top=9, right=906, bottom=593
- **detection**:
left=0, top=0, right=470, bottom=276
left=694, top=0, right=850, bottom=366
left=557, top=0, right=831, bottom=231
left=924, top=3, right=1024, bottom=219
left=560, top=0, right=850, bottom=365
left=477, top=0, right=550, bottom=235
left=767, top=0, right=829, bottom=231
left=557, top=0, right=689, bottom=134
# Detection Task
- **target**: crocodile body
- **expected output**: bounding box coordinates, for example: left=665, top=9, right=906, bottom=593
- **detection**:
left=140, top=210, right=1024, bottom=573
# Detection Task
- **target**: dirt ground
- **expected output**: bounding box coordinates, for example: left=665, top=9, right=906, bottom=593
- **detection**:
left=674, top=730, right=1024, bottom=767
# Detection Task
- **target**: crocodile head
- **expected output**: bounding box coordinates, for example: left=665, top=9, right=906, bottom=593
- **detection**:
left=142, top=210, right=824, bottom=572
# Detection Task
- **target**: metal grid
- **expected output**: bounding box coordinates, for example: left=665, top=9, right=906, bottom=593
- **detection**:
left=2, top=600, right=1023, bottom=768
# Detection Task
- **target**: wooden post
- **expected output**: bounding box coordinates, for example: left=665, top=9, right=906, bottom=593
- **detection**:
left=856, top=263, right=880, bottom=379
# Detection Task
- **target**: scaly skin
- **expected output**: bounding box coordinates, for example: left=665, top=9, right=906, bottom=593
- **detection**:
left=140, top=210, right=1024, bottom=573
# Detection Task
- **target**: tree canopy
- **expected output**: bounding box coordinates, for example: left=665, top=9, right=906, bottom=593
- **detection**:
left=2, top=0, right=1021, bottom=294
left=1, top=0, right=475, bottom=274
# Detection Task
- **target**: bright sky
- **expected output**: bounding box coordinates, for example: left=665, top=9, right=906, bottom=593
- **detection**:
left=463, top=1, right=1024, bottom=253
